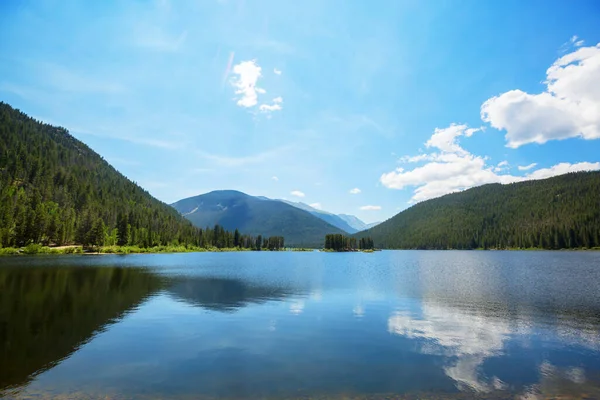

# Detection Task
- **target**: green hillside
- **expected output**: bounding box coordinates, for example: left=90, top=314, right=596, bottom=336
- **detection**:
left=0, top=102, right=201, bottom=248
left=356, top=171, right=600, bottom=250
left=172, top=190, right=345, bottom=248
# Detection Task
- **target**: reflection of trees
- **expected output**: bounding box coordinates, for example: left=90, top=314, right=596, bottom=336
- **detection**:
left=167, top=277, right=297, bottom=312
left=0, top=266, right=163, bottom=395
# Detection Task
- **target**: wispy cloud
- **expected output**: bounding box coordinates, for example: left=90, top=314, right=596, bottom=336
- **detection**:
left=360, top=205, right=381, bottom=211
left=72, top=127, right=181, bottom=150
left=221, top=51, right=235, bottom=86
left=274, top=68, right=282, bottom=75
left=291, top=190, right=305, bottom=198
left=133, top=29, right=188, bottom=52
left=518, top=163, right=537, bottom=171
left=309, top=202, right=322, bottom=210
left=272, top=176, right=279, bottom=181
left=570, top=35, right=584, bottom=47
left=196, top=145, right=291, bottom=167
left=349, top=188, right=361, bottom=194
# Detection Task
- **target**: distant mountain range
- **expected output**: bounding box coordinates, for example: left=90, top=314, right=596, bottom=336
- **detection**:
left=355, top=171, right=600, bottom=250
left=171, top=191, right=380, bottom=247
left=171, top=190, right=346, bottom=247
left=280, top=200, right=380, bottom=233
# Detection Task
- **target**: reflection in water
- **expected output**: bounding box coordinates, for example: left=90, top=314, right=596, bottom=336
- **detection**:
left=386, top=251, right=600, bottom=394
left=1, top=251, right=600, bottom=399
left=0, top=266, right=163, bottom=396
left=167, top=276, right=299, bottom=312
left=388, top=304, right=510, bottom=392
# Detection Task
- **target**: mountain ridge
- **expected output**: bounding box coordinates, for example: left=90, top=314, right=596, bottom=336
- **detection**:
left=172, top=191, right=345, bottom=247
left=355, top=171, right=600, bottom=250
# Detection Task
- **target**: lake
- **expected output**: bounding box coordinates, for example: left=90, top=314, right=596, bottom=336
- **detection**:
left=1, top=251, right=600, bottom=399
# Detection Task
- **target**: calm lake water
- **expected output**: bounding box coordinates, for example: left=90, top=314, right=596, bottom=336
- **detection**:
left=1, top=251, right=600, bottom=399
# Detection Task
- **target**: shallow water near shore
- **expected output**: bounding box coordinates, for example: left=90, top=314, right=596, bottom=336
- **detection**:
left=1, top=250, right=600, bottom=399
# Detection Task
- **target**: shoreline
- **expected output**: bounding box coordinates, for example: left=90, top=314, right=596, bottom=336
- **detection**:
left=0, top=245, right=316, bottom=256
left=2, top=246, right=599, bottom=256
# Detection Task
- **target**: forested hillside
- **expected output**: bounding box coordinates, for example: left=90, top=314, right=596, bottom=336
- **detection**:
left=172, top=190, right=344, bottom=247
left=357, top=172, right=600, bottom=250
left=0, top=102, right=215, bottom=248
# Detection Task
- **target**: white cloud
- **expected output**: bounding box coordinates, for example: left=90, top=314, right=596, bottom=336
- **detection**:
left=258, top=96, right=283, bottom=114
left=481, top=43, right=600, bottom=148
left=360, top=205, right=381, bottom=211
left=274, top=68, right=282, bottom=75
left=271, top=176, right=279, bottom=181
left=381, top=124, right=600, bottom=202
left=290, top=190, right=305, bottom=198
left=349, top=188, right=361, bottom=194
left=230, top=60, right=265, bottom=107
left=526, top=162, right=600, bottom=179
left=571, top=35, right=584, bottom=47
left=259, top=103, right=282, bottom=112
left=494, top=160, right=509, bottom=172
left=518, top=163, right=537, bottom=171
left=426, top=124, right=481, bottom=155
left=309, top=202, right=322, bottom=210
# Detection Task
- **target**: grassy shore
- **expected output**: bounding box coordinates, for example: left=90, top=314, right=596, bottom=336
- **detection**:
left=0, top=244, right=312, bottom=256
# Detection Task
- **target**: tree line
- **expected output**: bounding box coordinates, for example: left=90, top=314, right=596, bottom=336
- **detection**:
left=357, top=171, right=600, bottom=250
left=324, top=234, right=375, bottom=251
left=0, top=102, right=285, bottom=250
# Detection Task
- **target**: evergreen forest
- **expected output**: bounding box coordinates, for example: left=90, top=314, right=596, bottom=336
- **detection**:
left=324, top=234, right=375, bottom=251
left=0, top=102, right=282, bottom=250
left=357, top=171, right=600, bottom=250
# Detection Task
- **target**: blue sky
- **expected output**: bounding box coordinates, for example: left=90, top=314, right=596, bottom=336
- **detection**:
left=1, top=0, right=599, bottom=223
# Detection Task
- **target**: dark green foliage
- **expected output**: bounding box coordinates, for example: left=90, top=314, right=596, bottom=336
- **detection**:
left=263, top=236, right=284, bottom=250
left=0, top=102, right=278, bottom=250
left=172, top=190, right=345, bottom=248
left=356, top=172, right=600, bottom=250
left=0, top=266, right=164, bottom=392
left=324, top=234, right=373, bottom=251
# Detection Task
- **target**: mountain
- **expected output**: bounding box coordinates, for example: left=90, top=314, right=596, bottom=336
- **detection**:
left=171, top=191, right=345, bottom=247
left=337, top=214, right=381, bottom=231
left=356, top=171, right=600, bottom=250
left=0, top=102, right=203, bottom=247
left=280, top=200, right=359, bottom=233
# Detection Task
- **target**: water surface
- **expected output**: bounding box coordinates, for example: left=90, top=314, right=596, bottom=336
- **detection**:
left=1, top=251, right=600, bottom=399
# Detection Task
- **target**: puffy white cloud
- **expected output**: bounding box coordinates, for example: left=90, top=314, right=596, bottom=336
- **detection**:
left=360, top=205, right=381, bottom=211
left=349, top=188, right=361, bottom=194
left=290, top=190, right=305, bottom=198
left=481, top=43, right=600, bottom=148
left=309, top=202, right=322, bottom=210
left=230, top=60, right=265, bottom=107
left=381, top=124, right=600, bottom=203
left=518, top=163, right=537, bottom=171
left=526, top=162, right=600, bottom=180
left=271, top=176, right=279, bottom=181
left=425, top=124, right=481, bottom=155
